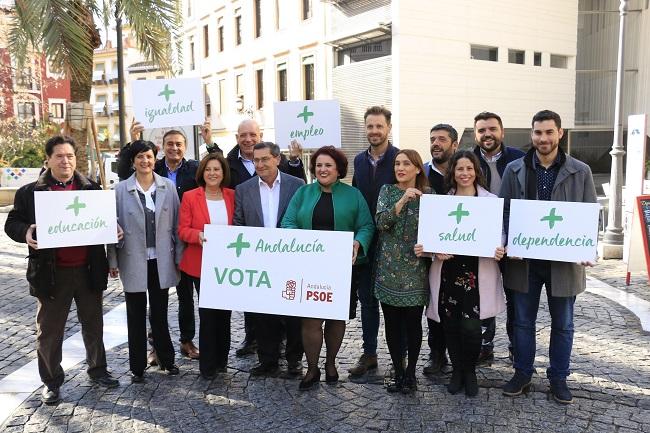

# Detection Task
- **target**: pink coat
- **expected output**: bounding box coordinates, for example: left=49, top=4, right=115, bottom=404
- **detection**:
left=425, top=186, right=506, bottom=322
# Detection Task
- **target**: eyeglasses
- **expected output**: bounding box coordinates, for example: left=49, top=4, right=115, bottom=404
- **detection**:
left=253, top=156, right=273, bottom=164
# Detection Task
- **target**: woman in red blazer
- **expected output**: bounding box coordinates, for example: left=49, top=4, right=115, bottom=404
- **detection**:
left=178, top=152, right=235, bottom=379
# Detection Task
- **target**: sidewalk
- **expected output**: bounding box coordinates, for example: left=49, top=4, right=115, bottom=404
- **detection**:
left=0, top=213, right=649, bottom=433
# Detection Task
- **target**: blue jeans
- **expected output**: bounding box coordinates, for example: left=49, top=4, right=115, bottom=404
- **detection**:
left=512, top=262, right=576, bottom=380
left=352, top=261, right=379, bottom=355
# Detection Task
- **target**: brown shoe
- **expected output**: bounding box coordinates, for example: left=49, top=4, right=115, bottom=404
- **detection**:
left=180, top=341, right=200, bottom=360
left=347, top=354, right=378, bottom=376
left=147, top=349, right=158, bottom=366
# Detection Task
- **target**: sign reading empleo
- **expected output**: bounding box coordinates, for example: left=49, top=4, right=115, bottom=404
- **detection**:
left=417, top=195, right=504, bottom=258
left=131, top=78, right=205, bottom=129
left=199, top=225, right=352, bottom=320
left=273, top=100, right=341, bottom=148
left=507, top=199, right=600, bottom=262
left=34, top=190, right=118, bottom=248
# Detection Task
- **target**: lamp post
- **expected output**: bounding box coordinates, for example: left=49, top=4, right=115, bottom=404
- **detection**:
left=115, top=0, right=127, bottom=148
left=600, top=0, right=628, bottom=259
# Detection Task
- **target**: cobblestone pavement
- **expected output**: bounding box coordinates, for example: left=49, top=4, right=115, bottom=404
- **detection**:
left=1, top=213, right=649, bottom=432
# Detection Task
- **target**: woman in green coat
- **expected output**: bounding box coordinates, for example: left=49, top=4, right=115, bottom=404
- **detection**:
left=282, top=146, right=374, bottom=391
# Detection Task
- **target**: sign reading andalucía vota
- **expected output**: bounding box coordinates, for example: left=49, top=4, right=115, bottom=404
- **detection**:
left=131, top=78, right=205, bottom=129
left=507, top=199, right=600, bottom=263
left=34, top=190, right=118, bottom=248
left=199, top=225, right=353, bottom=320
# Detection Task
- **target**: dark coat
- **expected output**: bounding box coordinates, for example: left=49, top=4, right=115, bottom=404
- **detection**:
left=225, top=145, right=306, bottom=188
left=352, top=144, right=399, bottom=220
left=153, top=158, right=199, bottom=202
left=4, top=170, right=109, bottom=298
left=473, top=144, right=525, bottom=187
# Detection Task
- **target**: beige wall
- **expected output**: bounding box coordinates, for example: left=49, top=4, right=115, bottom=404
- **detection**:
left=393, top=0, right=578, bottom=157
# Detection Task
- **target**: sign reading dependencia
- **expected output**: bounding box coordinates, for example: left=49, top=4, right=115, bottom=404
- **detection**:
left=131, top=78, right=205, bottom=129
left=273, top=100, right=341, bottom=148
left=417, top=195, right=504, bottom=258
left=507, top=199, right=600, bottom=262
left=199, top=225, right=353, bottom=320
left=34, top=190, right=118, bottom=248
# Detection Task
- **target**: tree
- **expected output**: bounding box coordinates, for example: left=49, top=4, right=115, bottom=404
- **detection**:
left=9, top=0, right=180, bottom=174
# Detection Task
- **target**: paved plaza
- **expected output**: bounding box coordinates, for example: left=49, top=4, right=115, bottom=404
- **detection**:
left=0, top=212, right=649, bottom=433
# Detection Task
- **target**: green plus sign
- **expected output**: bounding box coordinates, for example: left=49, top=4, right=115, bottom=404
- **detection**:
left=65, top=196, right=86, bottom=216
left=540, top=207, right=563, bottom=229
left=227, top=233, right=251, bottom=257
left=448, top=203, right=470, bottom=224
left=158, top=84, right=176, bottom=102
left=296, top=105, right=314, bottom=124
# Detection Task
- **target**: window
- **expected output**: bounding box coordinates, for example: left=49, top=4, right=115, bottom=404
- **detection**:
left=255, top=69, right=264, bottom=109
left=550, top=54, right=568, bottom=69
left=204, top=84, right=211, bottom=117
left=112, top=93, right=119, bottom=111
left=302, top=0, right=312, bottom=20
left=17, top=102, right=36, bottom=121
left=470, top=45, right=498, bottom=62
left=534, top=52, right=542, bottom=66
left=15, top=67, right=35, bottom=90
left=189, top=40, right=196, bottom=70
left=94, top=94, right=107, bottom=115
left=217, top=18, right=224, bottom=52
left=218, top=79, right=226, bottom=114
left=203, top=25, right=209, bottom=57
left=236, top=73, right=244, bottom=97
left=50, top=102, right=64, bottom=119
left=335, top=39, right=391, bottom=66
left=302, top=56, right=314, bottom=100
left=277, top=63, right=287, bottom=101
left=235, top=9, right=242, bottom=45
left=187, top=0, right=192, bottom=16
left=508, top=49, right=524, bottom=65
left=254, top=0, right=262, bottom=38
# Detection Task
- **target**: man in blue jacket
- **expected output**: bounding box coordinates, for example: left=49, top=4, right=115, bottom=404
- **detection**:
left=349, top=106, right=399, bottom=376
left=472, top=112, right=525, bottom=366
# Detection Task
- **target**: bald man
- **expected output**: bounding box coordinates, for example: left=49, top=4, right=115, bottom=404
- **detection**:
left=226, top=119, right=307, bottom=356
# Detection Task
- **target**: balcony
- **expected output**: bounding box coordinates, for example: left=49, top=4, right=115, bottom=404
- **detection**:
left=93, top=103, right=108, bottom=116
left=92, top=71, right=106, bottom=84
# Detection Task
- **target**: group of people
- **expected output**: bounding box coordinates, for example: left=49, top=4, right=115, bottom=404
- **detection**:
left=5, top=105, right=596, bottom=407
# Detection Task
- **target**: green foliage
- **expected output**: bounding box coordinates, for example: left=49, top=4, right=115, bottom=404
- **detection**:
left=0, top=119, right=58, bottom=168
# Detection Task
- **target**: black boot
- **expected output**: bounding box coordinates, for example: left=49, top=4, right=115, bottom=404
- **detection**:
left=461, top=320, right=482, bottom=398
left=444, top=320, right=463, bottom=395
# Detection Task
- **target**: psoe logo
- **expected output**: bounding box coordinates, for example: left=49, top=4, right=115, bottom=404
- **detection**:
left=282, top=280, right=297, bottom=300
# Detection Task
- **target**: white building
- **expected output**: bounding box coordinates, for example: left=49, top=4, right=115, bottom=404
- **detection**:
left=180, top=0, right=648, bottom=176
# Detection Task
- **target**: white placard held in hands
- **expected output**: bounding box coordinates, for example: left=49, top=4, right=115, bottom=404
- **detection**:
left=507, top=199, right=600, bottom=262
left=417, top=194, right=504, bottom=258
left=199, top=225, right=353, bottom=320
left=34, top=190, right=118, bottom=248
left=273, top=100, right=341, bottom=148
left=131, top=78, right=205, bottom=129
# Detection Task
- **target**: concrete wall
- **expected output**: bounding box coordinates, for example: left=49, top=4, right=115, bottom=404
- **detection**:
left=394, top=0, right=578, bottom=157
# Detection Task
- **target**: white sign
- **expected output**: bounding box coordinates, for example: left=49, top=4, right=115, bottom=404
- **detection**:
left=199, top=225, right=353, bottom=320
left=34, top=190, right=118, bottom=249
left=131, top=78, right=205, bottom=129
left=417, top=195, right=504, bottom=258
left=507, top=199, right=600, bottom=262
left=624, top=114, right=647, bottom=264
left=273, top=100, right=341, bottom=148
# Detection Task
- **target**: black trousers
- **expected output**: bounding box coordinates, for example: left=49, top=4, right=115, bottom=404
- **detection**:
left=125, top=259, right=175, bottom=375
left=188, top=275, right=231, bottom=375
left=381, top=303, right=424, bottom=376
left=177, top=271, right=198, bottom=343
left=255, top=313, right=303, bottom=365
left=427, top=318, right=446, bottom=356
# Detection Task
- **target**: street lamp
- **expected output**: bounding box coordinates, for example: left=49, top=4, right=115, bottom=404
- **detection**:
left=600, top=0, right=628, bottom=259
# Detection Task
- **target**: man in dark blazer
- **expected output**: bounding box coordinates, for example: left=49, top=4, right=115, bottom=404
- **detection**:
left=228, top=119, right=306, bottom=356
left=233, top=142, right=305, bottom=375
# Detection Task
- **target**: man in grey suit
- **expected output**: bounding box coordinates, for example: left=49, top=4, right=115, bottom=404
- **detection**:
left=233, top=142, right=305, bottom=376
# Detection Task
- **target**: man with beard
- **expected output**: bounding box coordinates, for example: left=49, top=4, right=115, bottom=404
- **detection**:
left=472, top=112, right=524, bottom=366
left=500, top=110, right=596, bottom=404
left=348, top=106, right=399, bottom=377
left=226, top=119, right=306, bottom=357
left=420, top=124, right=459, bottom=375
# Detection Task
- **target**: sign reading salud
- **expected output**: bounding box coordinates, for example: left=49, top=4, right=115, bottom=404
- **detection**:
left=131, top=78, right=205, bottom=129
left=199, top=225, right=353, bottom=320
left=507, top=199, right=600, bottom=263
left=273, top=100, right=341, bottom=148
left=34, top=190, right=118, bottom=248
left=417, top=195, right=504, bottom=258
